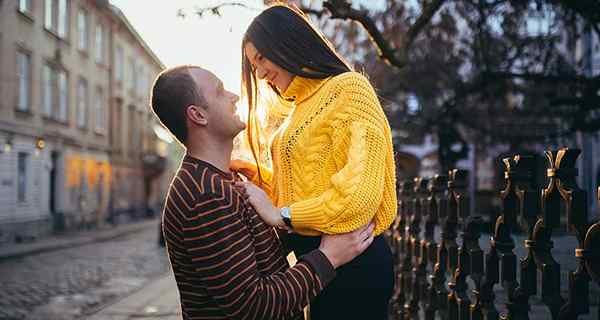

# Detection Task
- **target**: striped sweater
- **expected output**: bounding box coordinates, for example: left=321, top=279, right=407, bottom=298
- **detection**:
left=162, top=155, right=335, bottom=320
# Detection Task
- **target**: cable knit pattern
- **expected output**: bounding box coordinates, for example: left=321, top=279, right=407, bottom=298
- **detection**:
left=241, top=72, right=397, bottom=236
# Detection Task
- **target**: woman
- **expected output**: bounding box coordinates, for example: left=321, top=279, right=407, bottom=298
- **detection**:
left=232, top=5, right=397, bottom=320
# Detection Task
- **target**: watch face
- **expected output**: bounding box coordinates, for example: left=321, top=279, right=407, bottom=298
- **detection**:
left=280, top=207, right=292, bottom=228
left=281, top=207, right=291, bottom=219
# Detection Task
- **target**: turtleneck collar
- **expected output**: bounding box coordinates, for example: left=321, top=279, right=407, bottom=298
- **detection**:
left=281, top=75, right=331, bottom=104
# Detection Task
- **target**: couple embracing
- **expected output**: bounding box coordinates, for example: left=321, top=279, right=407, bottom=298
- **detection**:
left=152, top=4, right=397, bottom=320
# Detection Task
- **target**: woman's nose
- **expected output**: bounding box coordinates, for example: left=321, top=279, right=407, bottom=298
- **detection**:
left=256, top=66, right=268, bottom=80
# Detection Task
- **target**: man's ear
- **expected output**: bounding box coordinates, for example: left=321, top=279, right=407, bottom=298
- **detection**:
left=186, top=105, right=208, bottom=126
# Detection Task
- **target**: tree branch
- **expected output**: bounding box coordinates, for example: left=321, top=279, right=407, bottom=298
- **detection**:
left=300, top=7, right=326, bottom=19
left=486, top=71, right=600, bottom=85
left=189, top=0, right=447, bottom=69
left=186, top=2, right=258, bottom=18
left=405, top=0, right=447, bottom=47
left=321, top=0, right=447, bottom=69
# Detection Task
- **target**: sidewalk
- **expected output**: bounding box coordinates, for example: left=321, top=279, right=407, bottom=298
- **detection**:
left=86, top=273, right=180, bottom=320
left=0, top=218, right=159, bottom=261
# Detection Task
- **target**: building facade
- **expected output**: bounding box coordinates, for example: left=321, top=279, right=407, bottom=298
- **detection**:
left=107, top=5, right=167, bottom=223
left=0, top=0, right=167, bottom=244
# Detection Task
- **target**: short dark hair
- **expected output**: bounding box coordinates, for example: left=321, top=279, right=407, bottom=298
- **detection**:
left=150, top=65, right=207, bottom=145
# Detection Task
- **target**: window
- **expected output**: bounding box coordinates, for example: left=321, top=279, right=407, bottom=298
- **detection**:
left=76, top=78, right=88, bottom=128
left=42, top=64, right=53, bottom=116
left=128, top=58, right=136, bottom=92
left=115, top=46, right=124, bottom=82
left=136, top=64, right=144, bottom=96
left=77, top=9, right=88, bottom=51
left=45, top=0, right=69, bottom=39
left=95, top=23, right=105, bottom=64
left=113, top=105, right=122, bottom=151
left=18, top=0, right=32, bottom=14
left=137, top=110, right=144, bottom=148
left=17, top=51, right=31, bottom=112
left=95, top=87, right=106, bottom=132
left=18, top=152, right=28, bottom=202
left=42, top=63, right=69, bottom=122
left=128, top=105, right=136, bottom=154
left=57, top=0, right=68, bottom=38
left=58, top=71, right=68, bottom=121
left=44, top=0, right=53, bottom=30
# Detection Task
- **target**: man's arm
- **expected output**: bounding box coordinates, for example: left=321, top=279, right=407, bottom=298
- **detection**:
left=274, top=228, right=294, bottom=256
left=182, top=187, right=334, bottom=320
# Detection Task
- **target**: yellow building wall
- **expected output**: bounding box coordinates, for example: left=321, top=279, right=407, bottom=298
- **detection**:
left=64, top=154, right=112, bottom=225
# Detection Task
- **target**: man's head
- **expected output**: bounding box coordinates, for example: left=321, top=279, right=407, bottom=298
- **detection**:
left=151, top=65, right=245, bottom=146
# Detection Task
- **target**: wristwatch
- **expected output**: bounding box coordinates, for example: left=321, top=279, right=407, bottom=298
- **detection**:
left=280, top=207, right=293, bottom=229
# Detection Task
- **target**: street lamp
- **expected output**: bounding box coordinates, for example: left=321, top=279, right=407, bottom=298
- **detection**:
left=3, top=134, right=13, bottom=153
left=34, top=137, right=45, bottom=157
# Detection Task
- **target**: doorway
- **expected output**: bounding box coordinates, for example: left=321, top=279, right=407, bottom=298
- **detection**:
left=50, top=151, right=64, bottom=232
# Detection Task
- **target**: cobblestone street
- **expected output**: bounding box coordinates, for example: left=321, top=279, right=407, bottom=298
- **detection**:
left=0, top=221, right=170, bottom=320
left=0, top=219, right=598, bottom=320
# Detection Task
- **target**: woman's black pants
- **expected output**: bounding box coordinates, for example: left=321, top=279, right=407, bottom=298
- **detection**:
left=288, top=234, right=395, bottom=320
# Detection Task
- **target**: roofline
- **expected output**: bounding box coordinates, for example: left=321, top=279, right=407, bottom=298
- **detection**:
left=108, top=4, right=166, bottom=70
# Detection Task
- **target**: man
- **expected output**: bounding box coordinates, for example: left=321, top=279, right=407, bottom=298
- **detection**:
left=150, top=65, right=375, bottom=320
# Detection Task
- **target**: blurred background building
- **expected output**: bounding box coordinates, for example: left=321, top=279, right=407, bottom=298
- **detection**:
left=0, top=0, right=172, bottom=244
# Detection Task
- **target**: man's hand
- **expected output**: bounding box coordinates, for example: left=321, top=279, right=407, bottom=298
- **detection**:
left=235, top=181, right=284, bottom=227
left=319, top=222, right=375, bottom=269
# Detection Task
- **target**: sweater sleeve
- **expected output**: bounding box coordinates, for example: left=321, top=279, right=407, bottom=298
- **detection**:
left=183, top=190, right=335, bottom=320
left=230, top=159, right=275, bottom=200
left=289, top=75, right=390, bottom=234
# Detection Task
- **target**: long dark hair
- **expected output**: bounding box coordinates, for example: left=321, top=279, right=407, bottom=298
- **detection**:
left=241, top=4, right=352, bottom=183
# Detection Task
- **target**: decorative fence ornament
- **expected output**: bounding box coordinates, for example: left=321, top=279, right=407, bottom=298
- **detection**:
left=388, top=147, right=600, bottom=320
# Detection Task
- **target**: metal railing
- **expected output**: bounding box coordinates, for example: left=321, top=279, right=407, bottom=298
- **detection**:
left=386, top=147, right=600, bottom=319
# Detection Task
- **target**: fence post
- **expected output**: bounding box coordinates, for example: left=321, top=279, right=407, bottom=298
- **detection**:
left=447, top=169, right=469, bottom=320
left=393, top=179, right=415, bottom=319
left=539, top=149, right=568, bottom=318
left=428, top=174, right=449, bottom=319
left=546, top=147, right=600, bottom=319
left=579, top=187, right=600, bottom=320
left=407, top=177, right=429, bottom=318
left=509, top=155, right=539, bottom=319
left=423, top=176, right=443, bottom=320
left=389, top=148, right=600, bottom=320
left=581, top=187, right=600, bottom=286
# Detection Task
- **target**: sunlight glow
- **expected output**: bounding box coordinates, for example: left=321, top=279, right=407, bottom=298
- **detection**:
left=110, top=0, right=265, bottom=122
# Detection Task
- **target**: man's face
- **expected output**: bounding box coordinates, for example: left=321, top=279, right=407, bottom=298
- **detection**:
left=189, top=68, right=246, bottom=138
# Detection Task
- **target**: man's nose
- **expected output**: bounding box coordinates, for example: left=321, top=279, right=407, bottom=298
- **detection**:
left=231, top=93, right=240, bottom=103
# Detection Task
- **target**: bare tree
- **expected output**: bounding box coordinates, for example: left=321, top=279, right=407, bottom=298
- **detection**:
left=189, top=0, right=600, bottom=169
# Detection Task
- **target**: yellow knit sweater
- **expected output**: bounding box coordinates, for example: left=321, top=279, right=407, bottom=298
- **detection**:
left=239, top=72, right=397, bottom=236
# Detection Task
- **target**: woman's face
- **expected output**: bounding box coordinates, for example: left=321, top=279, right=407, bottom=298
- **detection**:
left=244, top=42, right=294, bottom=92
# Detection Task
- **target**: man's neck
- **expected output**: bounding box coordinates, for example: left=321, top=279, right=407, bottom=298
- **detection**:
left=186, top=135, right=233, bottom=173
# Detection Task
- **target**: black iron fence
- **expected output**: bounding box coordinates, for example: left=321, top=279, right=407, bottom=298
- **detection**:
left=385, top=147, right=600, bottom=319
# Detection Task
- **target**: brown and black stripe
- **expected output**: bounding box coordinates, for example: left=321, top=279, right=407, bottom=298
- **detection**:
left=162, top=155, right=334, bottom=320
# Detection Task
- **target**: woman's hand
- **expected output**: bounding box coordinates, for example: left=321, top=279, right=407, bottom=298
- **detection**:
left=235, top=181, right=284, bottom=227
left=230, top=159, right=256, bottom=180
